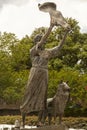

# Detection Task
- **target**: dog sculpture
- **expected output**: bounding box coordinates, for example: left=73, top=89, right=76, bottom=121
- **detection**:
left=38, top=82, right=70, bottom=125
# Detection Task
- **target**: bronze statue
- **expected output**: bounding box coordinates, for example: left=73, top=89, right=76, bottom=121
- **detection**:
left=20, top=2, right=71, bottom=127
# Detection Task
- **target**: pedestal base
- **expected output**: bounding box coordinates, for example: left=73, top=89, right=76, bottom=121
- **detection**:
left=21, top=124, right=68, bottom=130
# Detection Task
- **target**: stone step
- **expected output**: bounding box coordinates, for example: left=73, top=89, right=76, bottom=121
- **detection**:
left=21, top=124, right=68, bottom=130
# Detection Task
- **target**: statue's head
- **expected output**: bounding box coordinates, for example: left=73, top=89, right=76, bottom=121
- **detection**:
left=57, top=81, right=70, bottom=94
left=61, top=82, right=70, bottom=92
left=33, top=34, right=42, bottom=44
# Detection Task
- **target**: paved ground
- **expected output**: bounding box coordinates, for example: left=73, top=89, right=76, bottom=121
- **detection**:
left=0, top=124, right=85, bottom=130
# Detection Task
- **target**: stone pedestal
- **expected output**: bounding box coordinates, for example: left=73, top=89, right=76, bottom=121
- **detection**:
left=21, top=124, right=68, bottom=130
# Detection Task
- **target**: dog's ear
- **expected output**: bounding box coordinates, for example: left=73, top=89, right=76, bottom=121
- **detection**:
left=59, top=80, right=63, bottom=84
left=66, top=80, right=69, bottom=84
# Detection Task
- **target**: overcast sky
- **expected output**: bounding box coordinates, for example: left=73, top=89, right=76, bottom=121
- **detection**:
left=0, top=0, right=87, bottom=39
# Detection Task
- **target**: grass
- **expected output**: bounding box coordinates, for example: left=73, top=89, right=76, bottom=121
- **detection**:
left=0, top=115, right=87, bottom=129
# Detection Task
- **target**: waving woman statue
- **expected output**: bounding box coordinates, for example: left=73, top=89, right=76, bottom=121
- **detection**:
left=20, top=2, right=71, bottom=127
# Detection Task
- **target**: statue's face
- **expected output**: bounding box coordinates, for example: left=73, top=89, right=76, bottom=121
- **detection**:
left=34, top=34, right=42, bottom=44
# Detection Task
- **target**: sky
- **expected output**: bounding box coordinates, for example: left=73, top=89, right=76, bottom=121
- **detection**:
left=0, top=0, right=87, bottom=39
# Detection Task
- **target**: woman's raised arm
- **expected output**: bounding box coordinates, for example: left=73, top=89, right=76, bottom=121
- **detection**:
left=47, top=29, right=70, bottom=59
